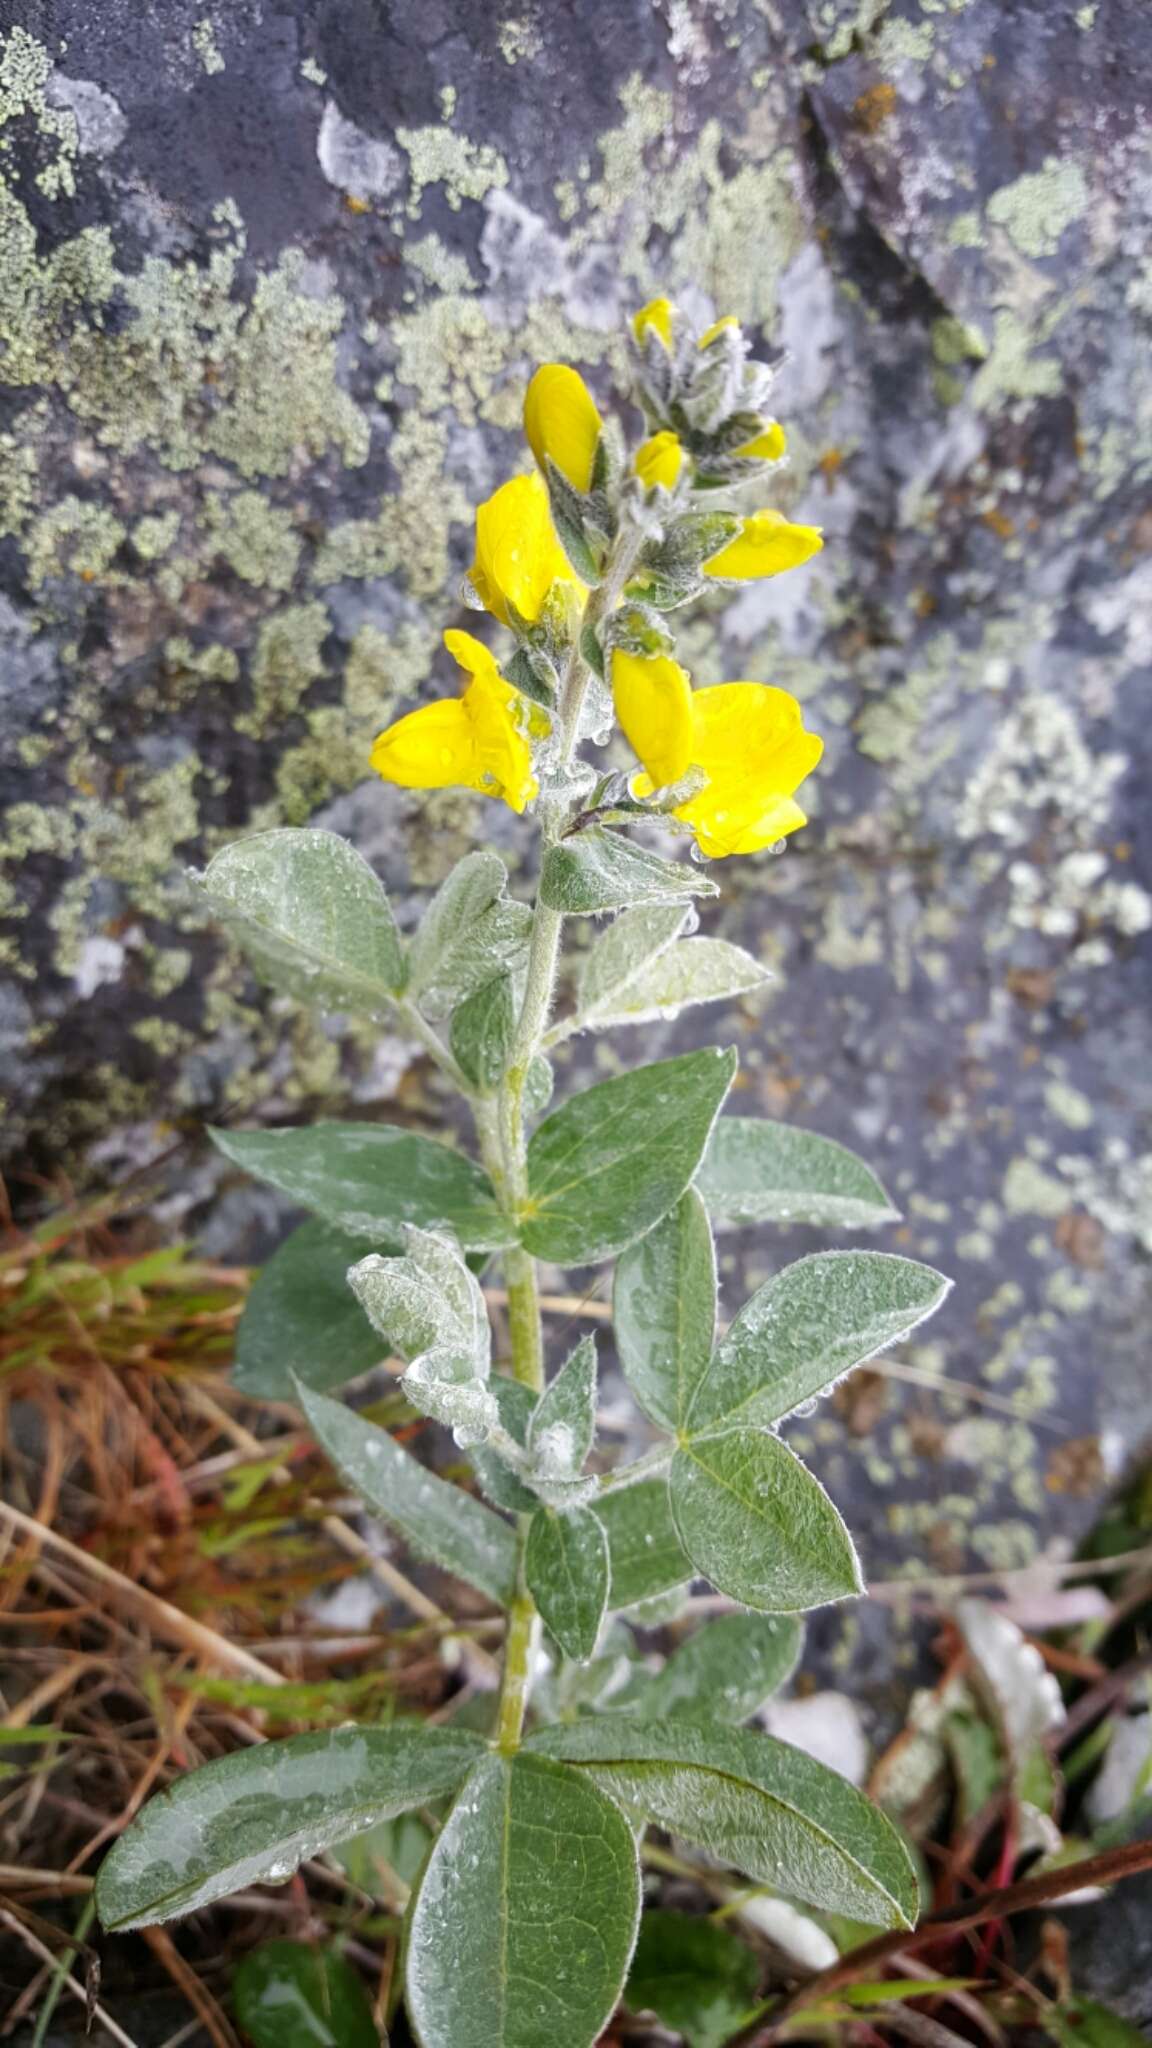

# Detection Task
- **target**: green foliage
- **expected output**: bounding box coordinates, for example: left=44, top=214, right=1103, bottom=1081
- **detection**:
left=232, top=1218, right=383, bottom=1399
left=698, top=1116, right=900, bottom=1230
left=210, top=1122, right=513, bottom=1251
left=533, top=1719, right=919, bottom=1926
left=525, top=1505, right=610, bottom=1660
left=521, top=1048, right=736, bottom=1263
left=298, top=1383, right=516, bottom=1606
left=625, top=1910, right=759, bottom=2048
left=595, top=1478, right=693, bottom=1608
left=539, top=825, right=718, bottom=914
left=406, top=850, right=531, bottom=1019
left=232, top=1942, right=383, bottom=2048
left=95, top=1726, right=485, bottom=1928
left=196, top=828, right=405, bottom=1016
left=100, top=301, right=957, bottom=2048
left=405, top=1752, right=640, bottom=2048
left=670, top=1426, right=862, bottom=1611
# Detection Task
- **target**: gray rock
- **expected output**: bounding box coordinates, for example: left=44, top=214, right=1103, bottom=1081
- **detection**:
left=1, top=0, right=1150, bottom=1744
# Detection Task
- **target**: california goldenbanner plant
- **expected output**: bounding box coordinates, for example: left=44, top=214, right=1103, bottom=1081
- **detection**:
left=96, top=299, right=952, bottom=2046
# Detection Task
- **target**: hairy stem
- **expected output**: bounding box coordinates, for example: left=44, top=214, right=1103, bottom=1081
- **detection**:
left=483, top=514, right=641, bottom=1749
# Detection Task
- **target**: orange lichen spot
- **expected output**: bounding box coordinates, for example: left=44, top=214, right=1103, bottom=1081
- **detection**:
left=982, top=507, right=1015, bottom=539
left=817, top=446, right=844, bottom=482
left=851, top=82, right=898, bottom=134
left=344, top=193, right=372, bottom=214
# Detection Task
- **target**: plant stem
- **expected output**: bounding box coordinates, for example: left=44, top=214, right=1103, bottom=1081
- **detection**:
left=484, top=515, right=642, bottom=1751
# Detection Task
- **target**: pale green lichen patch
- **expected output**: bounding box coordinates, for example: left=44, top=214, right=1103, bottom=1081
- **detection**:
left=202, top=491, right=302, bottom=591
left=26, top=497, right=126, bottom=587
left=0, top=26, right=78, bottom=198
left=986, top=159, right=1091, bottom=261
left=241, top=602, right=331, bottom=737
left=192, top=18, right=225, bottom=76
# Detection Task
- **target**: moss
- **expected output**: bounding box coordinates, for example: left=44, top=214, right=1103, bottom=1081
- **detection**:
left=986, top=160, right=1090, bottom=261
left=203, top=490, right=301, bottom=591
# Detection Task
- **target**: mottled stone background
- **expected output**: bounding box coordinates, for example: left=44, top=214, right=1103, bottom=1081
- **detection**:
left=2, top=0, right=1151, bottom=1701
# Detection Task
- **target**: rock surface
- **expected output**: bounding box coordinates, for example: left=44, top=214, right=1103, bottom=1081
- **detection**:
left=1, top=0, right=1151, bottom=1734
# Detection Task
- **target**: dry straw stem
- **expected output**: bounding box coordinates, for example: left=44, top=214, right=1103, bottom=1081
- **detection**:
left=726, top=1837, right=1152, bottom=2044
left=0, top=1498, right=286, bottom=1685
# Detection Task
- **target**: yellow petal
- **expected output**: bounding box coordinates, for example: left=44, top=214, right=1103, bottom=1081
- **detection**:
left=736, top=421, right=787, bottom=462
left=698, top=314, right=739, bottom=348
left=463, top=664, right=538, bottom=813
left=443, top=626, right=500, bottom=683
left=371, top=699, right=478, bottom=794
left=703, top=510, right=823, bottom=581
left=674, top=682, right=823, bottom=859
left=523, top=363, right=602, bottom=493
left=469, top=472, right=576, bottom=627
left=633, top=296, right=674, bottom=348
left=635, top=431, right=684, bottom=491
left=611, top=648, right=695, bottom=790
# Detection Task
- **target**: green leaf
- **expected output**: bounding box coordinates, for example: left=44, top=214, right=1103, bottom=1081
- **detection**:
left=95, top=1725, right=484, bottom=1930
left=531, top=1719, right=919, bottom=1928
left=406, top=851, right=531, bottom=1019
left=539, top=827, right=718, bottom=915
left=523, top=1053, right=554, bottom=1121
left=405, top=1751, right=640, bottom=2048
left=233, top=1941, right=382, bottom=2048
left=580, top=936, right=771, bottom=1030
left=697, top=1117, right=899, bottom=1231
left=347, top=1229, right=496, bottom=1445
left=613, top=1188, right=716, bottom=1431
left=527, top=1334, right=598, bottom=1478
left=670, top=1429, right=862, bottom=1612
left=522, top=1048, right=737, bottom=1265
left=640, top=1614, right=803, bottom=1724
left=577, top=903, right=689, bottom=1018
left=332, top=1811, right=432, bottom=1893
left=841, top=1979, right=978, bottom=2007
left=688, top=1251, right=953, bottom=1434
left=1046, top=2002, right=1150, bottom=2048
left=468, top=1378, right=539, bottom=1514
left=526, top=1506, right=610, bottom=1661
left=298, top=1384, right=517, bottom=1607
left=196, top=828, right=405, bottom=1017
left=625, top=1910, right=759, bottom=2048
left=450, top=974, right=514, bottom=1091
left=233, top=1219, right=383, bottom=1400
left=209, top=1123, right=513, bottom=1252
left=596, top=1478, right=693, bottom=1609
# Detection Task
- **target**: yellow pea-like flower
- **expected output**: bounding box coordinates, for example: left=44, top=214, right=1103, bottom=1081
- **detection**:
left=469, top=472, right=580, bottom=628
left=523, top=363, right=602, bottom=494
left=617, top=652, right=822, bottom=859
left=735, top=420, right=787, bottom=462
left=635, top=431, right=684, bottom=492
left=703, top=509, right=823, bottom=581
left=632, top=296, right=675, bottom=349
left=370, top=630, right=538, bottom=814
left=611, top=647, right=694, bottom=791
left=698, top=314, right=739, bottom=348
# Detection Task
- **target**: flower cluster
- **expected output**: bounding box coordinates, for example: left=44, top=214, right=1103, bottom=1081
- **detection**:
left=372, top=298, right=825, bottom=859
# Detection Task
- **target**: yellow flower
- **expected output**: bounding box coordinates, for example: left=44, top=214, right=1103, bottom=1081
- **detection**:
left=735, top=420, right=787, bottom=462
left=370, top=630, right=538, bottom=814
left=633, top=296, right=674, bottom=348
left=635, top=431, right=684, bottom=491
left=703, top=509, right=823, bottom=580
left=615, top=651, right=822, bottom=858
left=611, top=647, right=694, bottom=790
left=469, top=472, right=579, bottom=628
left=523, top=363, right=602, bottom=493
left=698, top=314, right=739, bottom=348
